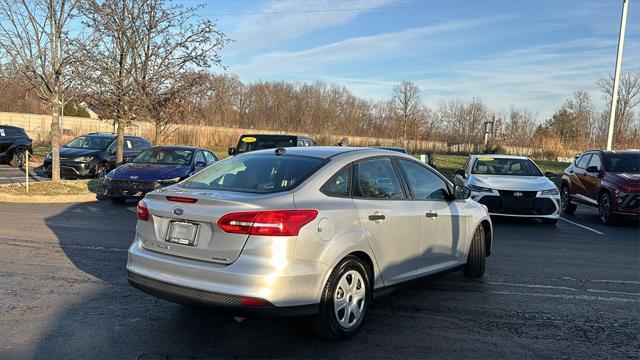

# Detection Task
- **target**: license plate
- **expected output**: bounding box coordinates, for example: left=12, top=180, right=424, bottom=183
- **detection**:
left=166, top=221, right=199, bottom=246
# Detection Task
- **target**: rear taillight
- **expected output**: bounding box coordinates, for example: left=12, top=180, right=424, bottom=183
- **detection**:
left=240, top=297, right=268, bottom=307
left=217, top=210, right=318, bottom=236
left=166, top=196, right=198, bottom=203
left=137, top=200, right=149, bottom=221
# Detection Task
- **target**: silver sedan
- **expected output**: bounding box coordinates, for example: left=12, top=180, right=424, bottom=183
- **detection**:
left=126, top=147, right=492, bottom=339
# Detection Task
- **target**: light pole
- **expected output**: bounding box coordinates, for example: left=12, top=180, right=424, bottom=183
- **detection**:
left=606, top=0, right=629, bottom=150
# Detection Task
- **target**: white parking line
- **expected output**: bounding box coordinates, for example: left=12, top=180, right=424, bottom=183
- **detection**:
left=559, top=217, right=604, bottom=235
left=489, top=290, right=640, bottom=303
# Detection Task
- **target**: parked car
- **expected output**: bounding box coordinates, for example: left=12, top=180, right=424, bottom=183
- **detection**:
left=43, top=133, right=151, bottom=179
left=127, top=146, right=492, bottom=340
left=228, top=134, right=315, bottom=155
left=0, top=125, right=32, bottom=167
left=102, top=146, right=219, bottom=203
left=560, top=150, right=640, bottom=224
left=454, top=154, right=560, bottom=224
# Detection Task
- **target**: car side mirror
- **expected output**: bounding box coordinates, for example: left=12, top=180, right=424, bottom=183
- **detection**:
left=454, top=168, right=465, bottom=178
left=454, top=185, right=471, bottom=200
left=194, top=161, right=207, bottom=168
left=545, top=171, right=555, bottom=178
left=585, top=166, right=599, bottom=173
left=228, top=147, right=237, bottom=156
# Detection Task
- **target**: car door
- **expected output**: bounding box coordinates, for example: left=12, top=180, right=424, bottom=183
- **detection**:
left=572, top=153, right=593, bottom=201
left=0, top=127, right=15, bottom=156
left=396, top=159, right=469, bottom=274
left=351, top=157, right=421, bottom=285
left=583, top=153, right=603, bottom=201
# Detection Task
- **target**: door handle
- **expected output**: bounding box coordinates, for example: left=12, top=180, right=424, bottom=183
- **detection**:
left=426, top=212, right=438, bottom=218
left=368, top=214, right=386, bottom=221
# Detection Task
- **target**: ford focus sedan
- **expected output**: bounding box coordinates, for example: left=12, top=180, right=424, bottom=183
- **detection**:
left=454, top=155, right=560, bottom=224
left=126, top=147, right=492, bottom=339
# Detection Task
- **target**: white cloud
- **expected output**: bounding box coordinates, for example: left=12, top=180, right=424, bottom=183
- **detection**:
left=226, top=0, right=393, bottom=53
left=229, top=15, right=513, bottom=77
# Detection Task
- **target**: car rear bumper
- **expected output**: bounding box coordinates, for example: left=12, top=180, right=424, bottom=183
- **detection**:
left=126, top=238, right=327, bottom=311
left=127, top=271, right=318, bottom=316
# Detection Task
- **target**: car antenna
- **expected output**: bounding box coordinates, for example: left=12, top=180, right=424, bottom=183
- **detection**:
left=275, top=147, right=286, bottom=156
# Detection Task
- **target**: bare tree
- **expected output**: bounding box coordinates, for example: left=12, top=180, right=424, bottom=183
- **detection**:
left=392, top=81, right=422, bottom=140
left=598, top=73, right=640, bottom=140
left=0, top=0, right=84, bottom=180
left=130, top=0, right=228, bottom=144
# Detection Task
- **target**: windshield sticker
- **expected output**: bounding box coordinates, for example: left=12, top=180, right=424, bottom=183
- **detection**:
left=478, top=157, right=494, bottom=161
left=126, top=140, right=132, bottom=148
left=242, top=136, right=257, bottom=143
left=0, top=129, right=4, bottom=136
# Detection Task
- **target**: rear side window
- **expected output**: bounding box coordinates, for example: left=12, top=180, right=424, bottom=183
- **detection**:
left=180, top=154, right=327, bottom=194
left=322, top=166, right=352, bottom=197
left=576, top=154, right=591, bottom=169
left=354, top=158, right=404, bottom=199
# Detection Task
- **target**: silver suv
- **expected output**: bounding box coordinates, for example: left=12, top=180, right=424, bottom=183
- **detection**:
left=126, top=147, right=492, bottom=339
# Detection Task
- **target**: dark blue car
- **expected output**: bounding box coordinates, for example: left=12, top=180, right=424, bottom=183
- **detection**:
left=102, top=146, right=219, bottom=203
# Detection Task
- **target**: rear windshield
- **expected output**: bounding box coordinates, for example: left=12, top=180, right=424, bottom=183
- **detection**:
left=605, top=153, right=640, bottom=173
left=472, top=157, right=542, bottom=176
left=236, top=135, right=297, bottom=153
left=180, top=154, right=327, bottom=193
left=133, top=148, right=193, bottom=165
left=64, top=136, right=113, bottom=150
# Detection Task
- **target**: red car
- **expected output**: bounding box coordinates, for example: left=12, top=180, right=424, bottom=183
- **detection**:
left=560, top=150, right=640, bottom=224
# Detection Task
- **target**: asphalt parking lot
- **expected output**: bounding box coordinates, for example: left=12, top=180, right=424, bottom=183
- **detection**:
left=0, top=164, right=47, bottom=185
left=0, top=200, right=638, bottom=359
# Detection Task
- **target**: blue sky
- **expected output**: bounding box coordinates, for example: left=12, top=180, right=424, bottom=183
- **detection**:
left=193, top=0, right=639, bottom=121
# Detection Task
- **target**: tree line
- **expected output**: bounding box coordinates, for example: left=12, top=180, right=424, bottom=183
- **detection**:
left=1, top=1, right=638, bottom=180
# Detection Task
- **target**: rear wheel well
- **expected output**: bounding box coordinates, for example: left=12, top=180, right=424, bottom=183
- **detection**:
left=347, top=251, right=374, bottom=281
left=480, top=220, right=492, bottom=256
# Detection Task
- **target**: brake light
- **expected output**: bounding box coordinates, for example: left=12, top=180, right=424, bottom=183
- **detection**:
left=240, top=297, right=268, bottom=307
left=166, top=196, right=198, bottom=203
left=137, top=200, right=149, bottom=221
left=217, top=210, right=318, bottom=236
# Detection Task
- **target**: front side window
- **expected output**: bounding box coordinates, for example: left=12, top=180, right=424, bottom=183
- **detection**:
left=398, top=159, right=449, bottom=200
left=576, top=154, right=591, bottom=169
left=605, top=153, right=640, bottom=173
left=472, top=157, right=543, bottom=176
left=180, top=154, right=326, bottom=194
left=587, top=154, right=601, bottom=171
left=133, top=148, right=194, bottom=165
left=204, top=151, right=217, bottom=164
left=354, top=158, right=404, bottom=199
left=322, top=166, right=352, bottom=197
left=65, top=136, right=113, bottom=150
left=194, top=151, right=206, bottom=164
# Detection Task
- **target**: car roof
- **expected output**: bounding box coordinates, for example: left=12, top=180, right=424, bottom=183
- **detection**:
left=0, top=124, right=23, bottom=129
left=149, top=145, right=199, bottom=151
left=242, top=146, right=410, bottom=159
left=585, top=149, right=640, bottom=155
left=470, top=154, right=530, bottom=160
left=240, top=133, right=315, bottom=140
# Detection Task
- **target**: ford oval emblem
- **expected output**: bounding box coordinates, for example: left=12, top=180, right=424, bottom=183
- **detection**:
left=173, top=208, right=184, bottom=216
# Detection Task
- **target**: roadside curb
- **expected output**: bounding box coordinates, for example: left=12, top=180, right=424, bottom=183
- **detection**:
left=0, top=193, right=99, bottom=203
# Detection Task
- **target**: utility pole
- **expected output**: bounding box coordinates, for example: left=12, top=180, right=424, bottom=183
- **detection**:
left=606, top=0, right=629, bottom=150
left=484, top=116, right=495, bottom=145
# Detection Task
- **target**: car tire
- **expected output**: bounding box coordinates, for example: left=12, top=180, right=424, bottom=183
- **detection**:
left=560, top=185, right=577, bottom=214
left=311, top=256, right=371, bottom=341
left=94, top=163, right=108, bottom=180
left=598, top=192, right=615, bottom=225
left=9, top=150, right=26, bottom=168
left=109, top=197, right=126, bottom=204
left=464, top=226, right=485, bottom=278
left=541, top=218, right=558, bottom=225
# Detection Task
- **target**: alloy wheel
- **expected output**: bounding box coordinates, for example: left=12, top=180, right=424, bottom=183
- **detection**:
left=561, top=187, right=570, bottom=211
left=333, top=270, right=366, bottom=329
left=95, top=164, right=107, bottom=180
left=16, top=152, right=25, bottom=167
